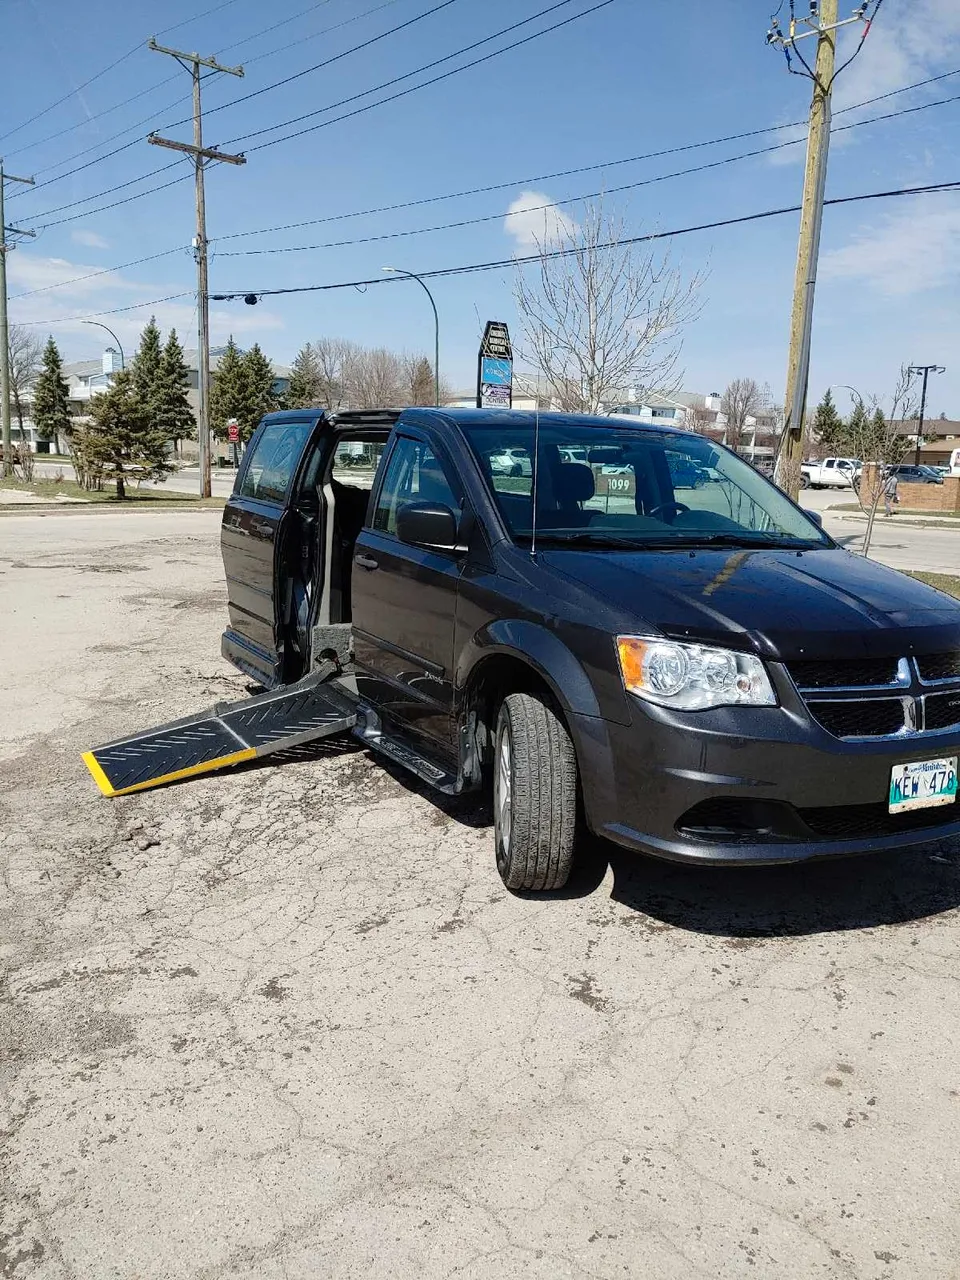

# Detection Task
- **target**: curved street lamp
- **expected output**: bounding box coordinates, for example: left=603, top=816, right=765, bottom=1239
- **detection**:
left=383, top=266, right=439, bottom=407
left=82, top=320, right=125, bottom=369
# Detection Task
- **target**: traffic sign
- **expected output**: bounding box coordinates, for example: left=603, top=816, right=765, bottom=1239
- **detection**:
left=226, top=419, right=240, bottom=443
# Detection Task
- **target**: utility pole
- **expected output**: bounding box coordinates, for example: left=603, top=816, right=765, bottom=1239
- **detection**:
left=0, top=161, right=35, bottom=478
left=147, top=39, right=244, bottom=499
left=767, top=2, right=880, bottom=498
left=907, top=364, right=945, bottom=466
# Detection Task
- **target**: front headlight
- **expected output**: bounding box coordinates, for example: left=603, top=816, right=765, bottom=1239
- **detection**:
left=616, top=636, right=777, bottom=710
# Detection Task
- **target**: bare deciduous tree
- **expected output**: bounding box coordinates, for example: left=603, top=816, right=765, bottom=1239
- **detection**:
left=7, top=324, right=44, bottom=433
left=316, top=337, right=362, bottom=409
left=683, top=400, right=715, bottom=435
left=848, top=367, right=919, bottom=558
left=346, top=347, right=405, bottom=409
left=720, top=377, right=761, bottom=452
left=513, top=201, right=702, bottom=414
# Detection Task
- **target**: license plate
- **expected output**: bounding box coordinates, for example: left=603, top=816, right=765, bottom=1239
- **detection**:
left=889, top=757, right=958, bottom=814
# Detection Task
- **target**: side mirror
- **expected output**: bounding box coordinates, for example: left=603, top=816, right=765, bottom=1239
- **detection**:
left=396, top=501, right=460, bottom=552
left=807, top=510, right=824, bottom=528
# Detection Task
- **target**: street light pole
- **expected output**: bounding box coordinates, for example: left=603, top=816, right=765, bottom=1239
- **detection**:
left=82, top=320, right=125, bottom=370
left=907, top=364, right=945, bottom=466
left=383, top=266, right=439, bottom=406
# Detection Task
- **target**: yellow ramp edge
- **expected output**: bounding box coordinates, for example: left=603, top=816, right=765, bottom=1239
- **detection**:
left=82, top=747, right=256, bottom=798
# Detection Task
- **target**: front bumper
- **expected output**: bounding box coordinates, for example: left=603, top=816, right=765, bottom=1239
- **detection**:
left=571, top=698, right=960, bottom=866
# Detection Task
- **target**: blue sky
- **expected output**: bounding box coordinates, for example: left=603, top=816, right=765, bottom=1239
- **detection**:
left=3, top=0, right=960, bottom=414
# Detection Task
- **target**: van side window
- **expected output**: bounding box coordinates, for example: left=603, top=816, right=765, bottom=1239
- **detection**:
left=239, top=421, right=313, bottom=504
left=372, top=438, right=457, bottom=535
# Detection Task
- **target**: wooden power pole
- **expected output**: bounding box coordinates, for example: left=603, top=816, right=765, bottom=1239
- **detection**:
left=147, top=39, right=245, bottom=499
left=778, top=0, right=839, bottom=499
left=0, top=162, right=35, bottom=478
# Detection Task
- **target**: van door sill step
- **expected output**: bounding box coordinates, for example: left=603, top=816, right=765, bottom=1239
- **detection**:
left=353, top=706, right=459, bottom=795
left=83, top=662, right=357, bottom=797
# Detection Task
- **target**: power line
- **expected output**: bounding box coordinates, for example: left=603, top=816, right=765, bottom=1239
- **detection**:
left=0, top=0, right=248, bottom=151
left=212, top=92, right=960, bottom=254
left=4, top=0, right=405, bottom=174
left=9, top=247, right=191, bottom=302
left=3, top=77, right=183, bottom=166
left=223, top=0, right=610, bottom=149
left=240, top=0, right=403, bottom=67
left=0, top=45, right=144, bottom=146
left=35, top=171, right=195, bottom=231
left=16, top=179, right=959, bottom=327
left=19, top=76, right=960, bottom=250
left=166, top=0, right=468, bottom=129
left=29, top=161, right=183, bottom=223
left=14, top=291, right=194, bottom=327
left=208, top=179, right=960, bottom=300
left=13, top=86, right=957, bottom=305
left=22, top=0, right=617, bottom=230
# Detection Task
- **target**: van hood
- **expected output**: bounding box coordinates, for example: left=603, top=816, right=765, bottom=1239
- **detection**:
left=543, top=546, right=960, bottom=661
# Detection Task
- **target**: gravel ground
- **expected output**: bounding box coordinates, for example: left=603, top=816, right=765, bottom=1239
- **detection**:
left=2, top=510, right=960, bottom=1280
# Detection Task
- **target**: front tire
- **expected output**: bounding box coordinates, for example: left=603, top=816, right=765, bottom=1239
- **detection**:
left=494, top=693, right=578, bottom=892
left=799, top=474, right=811, bottom=489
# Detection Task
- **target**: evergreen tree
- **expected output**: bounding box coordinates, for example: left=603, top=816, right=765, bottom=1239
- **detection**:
left=154, top=329, right=196, bottom=446
left=288, top=342, right=324, bottom=407
left=406, top=356, right=435, bottom=406
left=78, top=368, right=173, bottom=498
left=130, top=317, right=163, bottom=407
left=210, top=337, right=248, bottom=440
left=243, top=343, right=280, bottom=430
left=812, top=388, right=845, bottom=454
left=31, top=337, right=72, bottom=444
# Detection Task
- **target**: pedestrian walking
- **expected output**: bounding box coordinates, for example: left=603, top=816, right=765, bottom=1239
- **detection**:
left=883, top=467, right=899, bottom=517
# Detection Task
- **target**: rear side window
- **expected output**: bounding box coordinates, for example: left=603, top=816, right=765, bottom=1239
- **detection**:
left=372, top=437, right=457, bottom=535
left=239, top=421, right=313, bottom=504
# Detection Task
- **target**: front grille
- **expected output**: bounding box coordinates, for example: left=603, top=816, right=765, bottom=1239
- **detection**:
left=925, top=691, right=960, bottom=732
left=807, top=699, right=906, bottom=740
left=799, top=801, right=960, bottom=840
left=786, top=656, right=900, bottom=689
left=917, top=652, right=960, bottom=683
left=677, top=796, right=960, bottom=845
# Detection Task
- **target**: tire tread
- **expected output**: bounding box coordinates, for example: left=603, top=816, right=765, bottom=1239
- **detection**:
left=497, top=692, right=577, bottom=892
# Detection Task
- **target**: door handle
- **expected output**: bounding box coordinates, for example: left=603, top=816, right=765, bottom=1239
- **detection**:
left=354, top=553, right=379, bottom=571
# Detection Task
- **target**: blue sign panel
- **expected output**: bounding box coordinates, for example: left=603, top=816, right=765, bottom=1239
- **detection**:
left=481, top=357, right=512, bottom=387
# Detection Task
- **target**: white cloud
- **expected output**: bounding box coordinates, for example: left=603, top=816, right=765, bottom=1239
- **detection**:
left=832, top=0, right=960, bottom=113
left=504, top=191, right=579, bottom=249
left=70, top=229, right=110, bottom=250
left=821, top=197, right=960, bottom=295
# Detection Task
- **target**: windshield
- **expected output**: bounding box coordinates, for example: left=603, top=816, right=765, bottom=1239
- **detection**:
left=461, top=417, right=830, bottom=550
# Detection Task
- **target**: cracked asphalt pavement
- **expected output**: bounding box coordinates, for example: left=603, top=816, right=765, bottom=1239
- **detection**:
left=2, top=510, right=960, bottom=1279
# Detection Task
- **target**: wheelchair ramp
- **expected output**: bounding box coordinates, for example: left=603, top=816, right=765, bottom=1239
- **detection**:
left=83, top=665, right=356, bottom=797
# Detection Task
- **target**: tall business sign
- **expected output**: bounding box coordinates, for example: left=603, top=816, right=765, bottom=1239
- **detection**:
left=476, top=321, right=513, bottom=408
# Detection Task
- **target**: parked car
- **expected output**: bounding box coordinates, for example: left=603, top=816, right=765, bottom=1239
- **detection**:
left=800, top=457, right=861, bottom=489
left=487, top=447, right=532, bottom=477
left=887, top=464, right=944, bottom=485
left=666, top=453, right=707, bottom=489
left=86, top=410, right=960, bottom=892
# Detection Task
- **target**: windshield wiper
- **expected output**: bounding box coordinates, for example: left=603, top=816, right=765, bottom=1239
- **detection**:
left=522, top=531, right=649, bottom=550
left=656, top=532, right=824, bottom=549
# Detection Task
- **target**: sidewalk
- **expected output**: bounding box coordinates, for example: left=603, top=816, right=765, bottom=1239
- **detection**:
left=826, top=506, right=960, bottom=528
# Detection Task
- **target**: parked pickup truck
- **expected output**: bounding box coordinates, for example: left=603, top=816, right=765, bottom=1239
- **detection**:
left=800, top=457, right=861, bottom=489
left=84, top=409, right=960, bottom=891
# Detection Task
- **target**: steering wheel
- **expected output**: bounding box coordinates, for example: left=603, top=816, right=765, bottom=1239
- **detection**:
left=648, top=500, right=690, bottom=524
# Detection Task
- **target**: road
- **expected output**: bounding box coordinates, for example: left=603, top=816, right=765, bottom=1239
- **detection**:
left=2, top=508, right=960, bottom=1279
left=21, top=466, right=960, bottom=574
left=32, top=460, right=240, bottom=499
